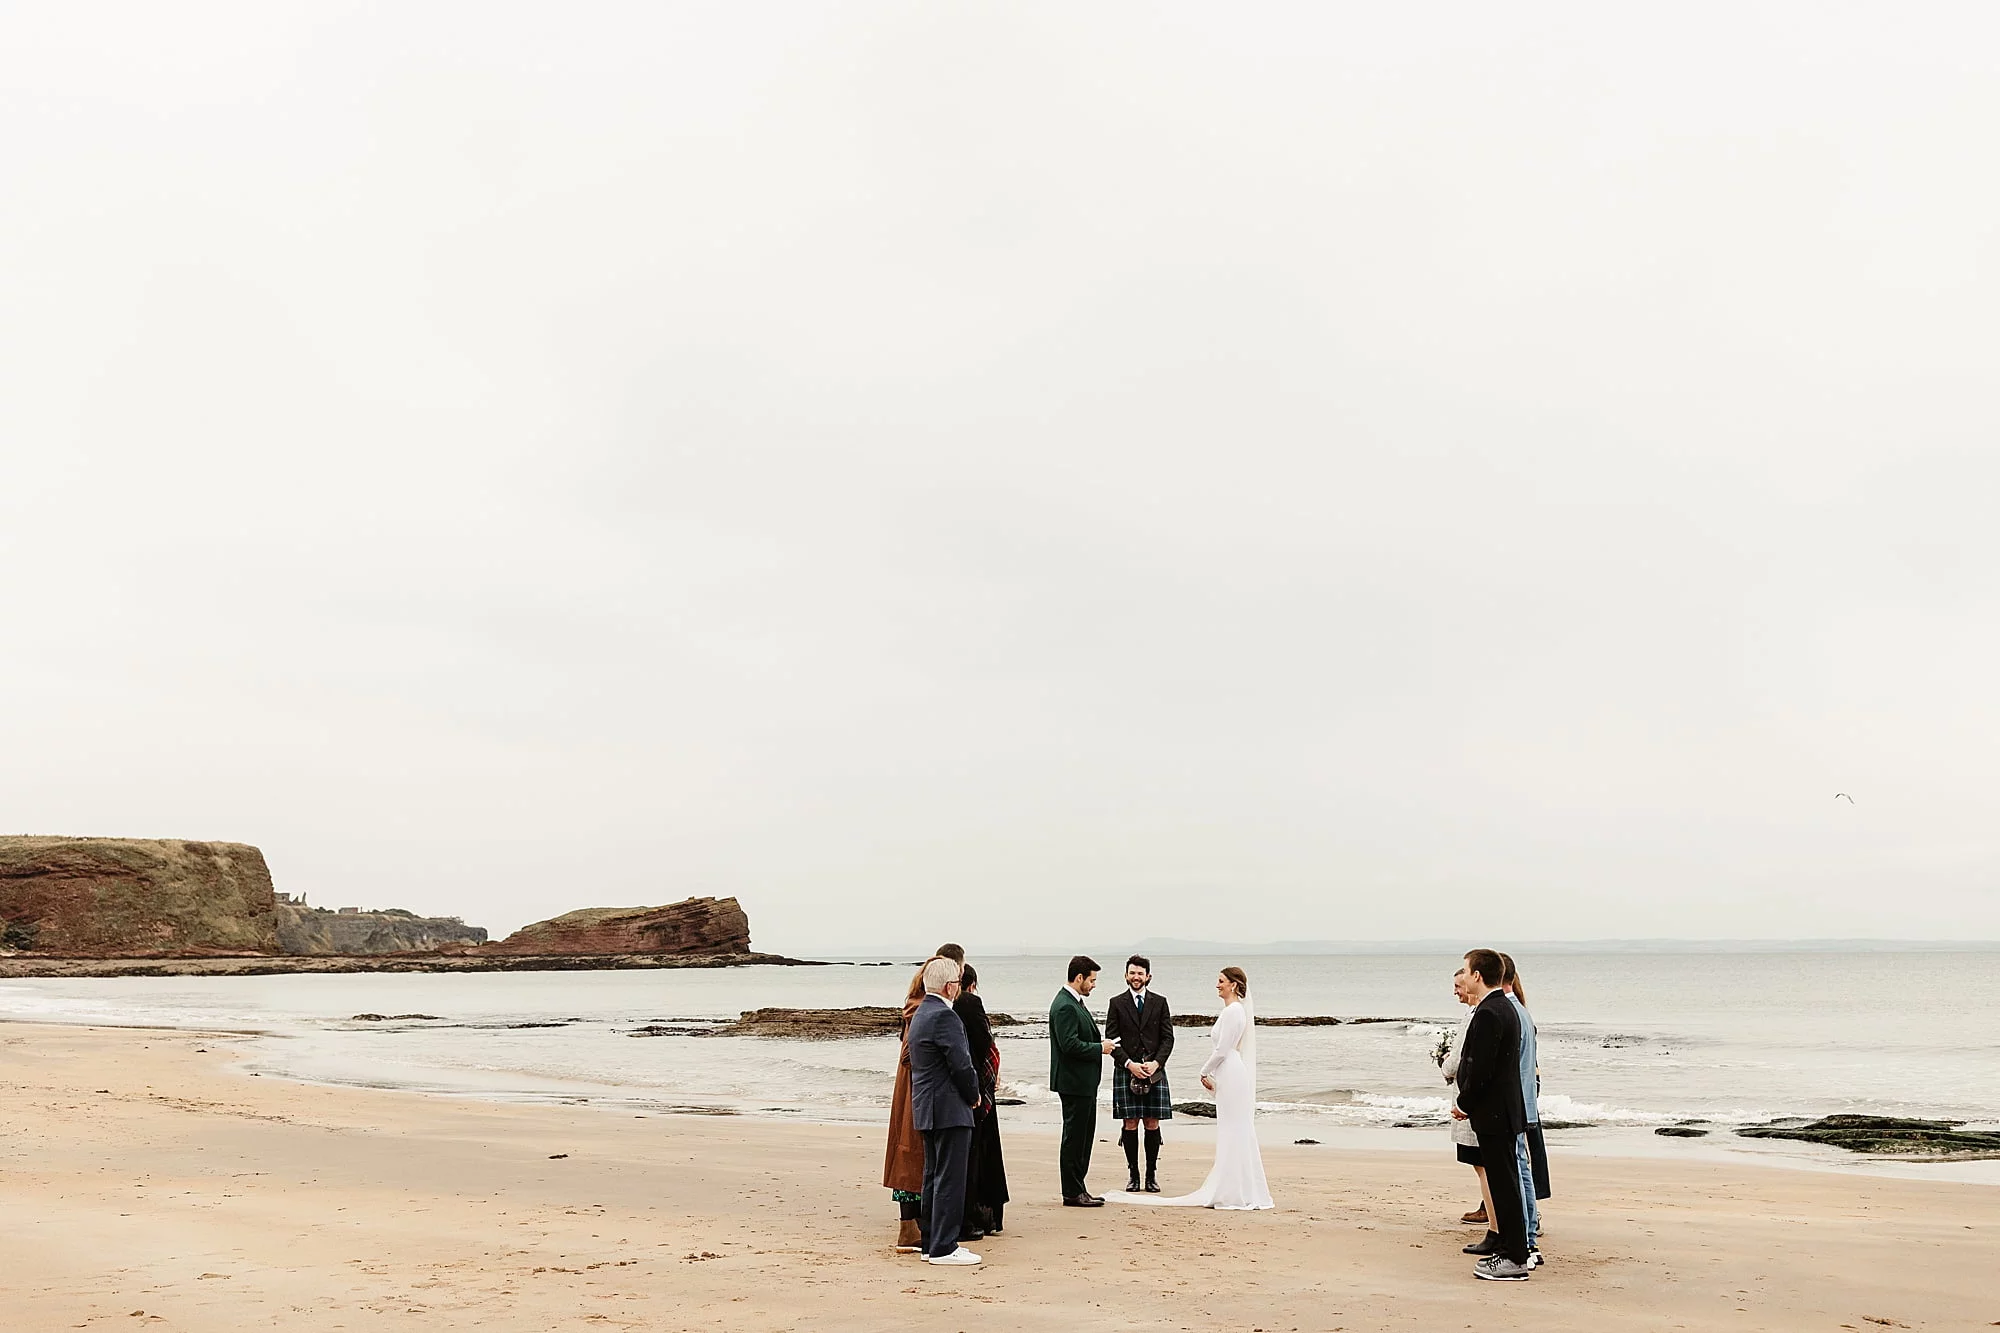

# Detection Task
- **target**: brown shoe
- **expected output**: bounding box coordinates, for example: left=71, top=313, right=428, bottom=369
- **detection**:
left=1460, top=1204, right=1487, bottom=1225
left=1062, top=1194, right=1106, bottom=1207
left=895, top=1219, right=922, bottom=1252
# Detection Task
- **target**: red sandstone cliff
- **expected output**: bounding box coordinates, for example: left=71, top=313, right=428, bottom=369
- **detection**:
left=0, top=837, right=279, bottom=957
left=486, top=897, right=752, bottom=956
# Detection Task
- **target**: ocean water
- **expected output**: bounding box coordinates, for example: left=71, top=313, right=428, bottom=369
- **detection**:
left=5, top=951, right=1998, bottom=1178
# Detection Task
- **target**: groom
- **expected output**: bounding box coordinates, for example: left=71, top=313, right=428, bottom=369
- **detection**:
left=1049, top=955, right=1118, bottom=1206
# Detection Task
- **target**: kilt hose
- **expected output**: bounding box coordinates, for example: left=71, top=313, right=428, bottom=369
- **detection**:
left=1111, top=1064, right=1174, bottom=1121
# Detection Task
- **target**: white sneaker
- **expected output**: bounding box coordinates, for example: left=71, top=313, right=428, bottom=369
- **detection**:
left=924, top=1248, right=982, bottom=1266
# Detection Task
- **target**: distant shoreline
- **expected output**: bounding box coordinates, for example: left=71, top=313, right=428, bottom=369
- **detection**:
left=0, top=951, right=823, bottom=979
left=809, top=939, right=2000, bottom=959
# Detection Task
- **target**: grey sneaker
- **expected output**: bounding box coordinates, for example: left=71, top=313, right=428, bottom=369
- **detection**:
left=1474, top=1255, right=1531, bottom=1281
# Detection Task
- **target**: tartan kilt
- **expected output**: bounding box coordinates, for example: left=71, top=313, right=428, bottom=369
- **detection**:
left=1112, top=1064, right=1174, bottom=1120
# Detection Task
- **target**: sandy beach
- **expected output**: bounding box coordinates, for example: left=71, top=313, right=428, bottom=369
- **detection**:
left=3, top=1023, right=1996, bottom=1332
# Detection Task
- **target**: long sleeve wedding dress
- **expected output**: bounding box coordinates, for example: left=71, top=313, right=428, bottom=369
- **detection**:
left=1109, top=997, right=1273, bottom=1210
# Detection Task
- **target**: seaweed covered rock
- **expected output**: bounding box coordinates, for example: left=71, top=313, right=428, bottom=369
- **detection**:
left=1735, top=1115, right=2000, bottom=1158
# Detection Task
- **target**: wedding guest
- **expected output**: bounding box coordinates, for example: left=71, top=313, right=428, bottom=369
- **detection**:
left=1500, top=953, right=1550, bottom=1268
left=908, top=956, right=982, bottom=1265
left=883, top=957, right=936, bottom=1251
left=1453, top=948, right=1532, bottom=1281
left=884, top=944, right=968, bottom=1251
left=1442, top=963, right=1493, bottom=1229
left=953, top=965, right=1010, bottom=1237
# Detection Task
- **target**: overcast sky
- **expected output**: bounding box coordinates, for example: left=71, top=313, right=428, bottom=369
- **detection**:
left=4, top=3, right=1997, bottom=953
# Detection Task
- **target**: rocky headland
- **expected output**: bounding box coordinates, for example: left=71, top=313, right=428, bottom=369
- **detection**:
left=0, top=836, right=801, bottom=975
left=275, top=904, right=488, bottom=955
left=0, top=837, right=279, bottom=956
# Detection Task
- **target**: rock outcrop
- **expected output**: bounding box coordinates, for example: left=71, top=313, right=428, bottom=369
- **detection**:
left=716, top=1006, right=1023, bottom=1040
left=0, top=837, right=279, bottom=957
left=487, top=897, right=752, bottom=957
left=1735, top=1115, right=2000, bottom=1158
left=275, top=904, right=487, bottom=955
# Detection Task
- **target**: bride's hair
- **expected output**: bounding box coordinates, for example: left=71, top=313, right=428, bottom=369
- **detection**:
left=1221, top=966, right=1249, bottom=998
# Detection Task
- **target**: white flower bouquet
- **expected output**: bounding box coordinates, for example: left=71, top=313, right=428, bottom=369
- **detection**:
left=1428, top=1026, right=1455, bottom=1068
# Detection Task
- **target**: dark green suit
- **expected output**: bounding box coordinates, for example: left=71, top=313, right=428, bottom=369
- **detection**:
left=1049, top=988, right=1105, bottom=1198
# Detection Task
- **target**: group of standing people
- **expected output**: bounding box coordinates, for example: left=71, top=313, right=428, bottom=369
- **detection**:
left=882, top=944, right=1539, bottom=1278
left=1443, top=948, right=1551, bottom=1282
left=881, top=944, right=1009, bottom=1265
left=883, top=948, right=1274, bottom=1267
left=1051, top=954, right=1272, bottom=1212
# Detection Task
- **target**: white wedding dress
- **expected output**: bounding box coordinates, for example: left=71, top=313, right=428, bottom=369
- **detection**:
left=1109, top=997, right=1273, bottom=1210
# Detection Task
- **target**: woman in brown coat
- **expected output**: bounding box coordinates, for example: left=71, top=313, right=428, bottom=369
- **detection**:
left=884, top=944, right=962, bottom=1251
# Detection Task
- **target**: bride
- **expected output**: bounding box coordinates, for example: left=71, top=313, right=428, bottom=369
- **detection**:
left=1109, top=966, right=1273, bottom=1210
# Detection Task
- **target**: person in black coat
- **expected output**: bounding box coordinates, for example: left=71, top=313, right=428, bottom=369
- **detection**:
left=1102, top=954, right=1176, bottom=1192
left=952, top=966, right=1010, bottom=1236
left=1452, top=948, right=1531, bottom=1280
left=907, top=957, right=982, bottom=1264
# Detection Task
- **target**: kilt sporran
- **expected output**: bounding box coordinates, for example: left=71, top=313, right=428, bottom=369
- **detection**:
left=1112, top=1062, right=1174, bottom=1120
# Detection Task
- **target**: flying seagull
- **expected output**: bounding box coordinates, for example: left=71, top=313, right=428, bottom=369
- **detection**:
left=1835, top=793, right=1854, bottom=803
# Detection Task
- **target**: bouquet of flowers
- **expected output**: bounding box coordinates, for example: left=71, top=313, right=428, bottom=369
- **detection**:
left=1428, top=1026, right=1455, bottom=1069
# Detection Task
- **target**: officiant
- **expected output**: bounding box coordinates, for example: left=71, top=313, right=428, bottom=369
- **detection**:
left=1102, top=954, right=1175, bottom=1193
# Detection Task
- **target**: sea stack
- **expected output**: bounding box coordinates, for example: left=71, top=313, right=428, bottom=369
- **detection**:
left=487, top=897, right=752, bottom=956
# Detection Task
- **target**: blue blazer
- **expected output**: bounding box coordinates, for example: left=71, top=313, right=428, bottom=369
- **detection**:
left=908, top=994, right=980, bottom=1131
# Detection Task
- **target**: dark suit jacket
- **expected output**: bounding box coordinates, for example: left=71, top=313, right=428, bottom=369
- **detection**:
left=908, top=994, right=979, bottom=1131
left=1104, top=988, right=1175, bottom=1070
left=1048, top=988, right=1105, bottom=1097
left=1454, top=988, right=1527, bottom=1137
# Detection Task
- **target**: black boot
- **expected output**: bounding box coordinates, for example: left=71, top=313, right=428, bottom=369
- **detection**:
left=1121, top=1128, right=1141, bottom=1191
left=1143, top=1128, right=1162, bottom=1192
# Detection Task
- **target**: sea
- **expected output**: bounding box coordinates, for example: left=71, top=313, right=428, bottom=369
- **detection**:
left=6, top=950, right=1999, bottom=1182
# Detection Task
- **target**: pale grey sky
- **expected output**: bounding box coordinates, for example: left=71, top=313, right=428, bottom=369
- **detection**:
left=4, top=3, right=1997, bottom=954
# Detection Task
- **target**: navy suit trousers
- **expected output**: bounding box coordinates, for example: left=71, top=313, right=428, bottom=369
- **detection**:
left=919, top=1126, right=973, bottom=1258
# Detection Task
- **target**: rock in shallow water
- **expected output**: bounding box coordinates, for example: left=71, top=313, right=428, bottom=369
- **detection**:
left=1735, top=1114, right=2000, bottom=1158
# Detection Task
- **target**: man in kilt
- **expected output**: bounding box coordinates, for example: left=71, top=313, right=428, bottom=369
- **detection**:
left=1103, top=954, right=1175, bottom=1193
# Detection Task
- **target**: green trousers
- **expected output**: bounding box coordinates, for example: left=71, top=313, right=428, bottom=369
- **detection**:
left=1058, top=1093, right=1096, bottom=1198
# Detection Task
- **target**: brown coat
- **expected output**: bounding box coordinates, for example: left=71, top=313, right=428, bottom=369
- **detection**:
left=881, top=1014, right=925, bottom=1192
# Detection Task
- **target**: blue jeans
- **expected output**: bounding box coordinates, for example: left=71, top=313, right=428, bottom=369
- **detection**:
left=1514, top=1130, right=1539, bottom=1243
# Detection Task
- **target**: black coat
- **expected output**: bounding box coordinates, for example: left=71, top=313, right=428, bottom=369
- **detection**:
left=952, top=990, right=1010, bottom=1215
left=1454, top=989, right=1527, bottom=1137
left=908, top=995, right=979, bottom=1131
left=1104, top=988, right=1176, bottom=1069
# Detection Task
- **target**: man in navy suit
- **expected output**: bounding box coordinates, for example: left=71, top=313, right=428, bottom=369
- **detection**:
left=908, top=955, right=983, bottom=1265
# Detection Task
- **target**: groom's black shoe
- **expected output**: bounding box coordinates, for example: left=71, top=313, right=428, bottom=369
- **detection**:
left=1143, top=1172, right=1160, bottom=1193
left=1462, top=1232, right=1502, bottom=1256
left=1063, top=1194, right=1105, bottom=1207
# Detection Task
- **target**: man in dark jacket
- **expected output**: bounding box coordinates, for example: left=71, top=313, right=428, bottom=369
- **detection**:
left=909, top=956, right=982, bottom=1264
left=1452, top=948, right=1532, bottom=1281
left=1048, top=955, right=1118, bottom=1206
left=1103, top=954, right=1176, bottom=1192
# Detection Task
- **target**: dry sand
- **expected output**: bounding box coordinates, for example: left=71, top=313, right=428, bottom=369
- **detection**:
left=3, top=1022, right=1996, bottom=1332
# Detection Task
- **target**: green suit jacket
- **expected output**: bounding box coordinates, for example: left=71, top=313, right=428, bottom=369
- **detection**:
left=1048, top=988, right=1105, bottom=1097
